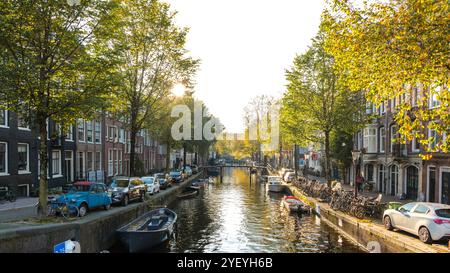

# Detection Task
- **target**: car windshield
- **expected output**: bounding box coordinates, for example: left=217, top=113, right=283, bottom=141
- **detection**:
left=155, top=174, right=164, bottom=179
left=142, top=177, right=154, bottom=184
left=111, top=179, right=129, bottom=188
left=69, top=185, right=90, bottom=192
left=435, top=209, right=450, bottom=218
left=170, top=171, right=180, bottom=175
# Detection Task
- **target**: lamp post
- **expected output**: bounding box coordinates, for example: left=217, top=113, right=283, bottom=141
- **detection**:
left=351, top=150, right=362, bottom=198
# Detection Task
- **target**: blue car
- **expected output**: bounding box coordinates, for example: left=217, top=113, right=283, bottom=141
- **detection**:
left=169, top=170, right=183, bottom=183
left=55, top=181, right=112, bottom=217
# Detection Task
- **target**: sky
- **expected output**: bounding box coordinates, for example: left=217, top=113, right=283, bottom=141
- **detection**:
left=165, top=0, right=326, bottom=133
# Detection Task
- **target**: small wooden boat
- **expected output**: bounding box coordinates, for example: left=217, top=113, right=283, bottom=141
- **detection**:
left=189, top=185, right=201, bottom=191
left=116, top=208, right=177, bottom=253
left=267, top=176, right=284, bottom=192
left=177, top=189, right=199, bottom=199
left=281, top=196, right=310, bottom=213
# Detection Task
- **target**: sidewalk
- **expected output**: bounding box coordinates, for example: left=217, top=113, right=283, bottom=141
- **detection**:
left=300, top=173, right=412, bottom=204
left=0, top=198, right=38, bottom=223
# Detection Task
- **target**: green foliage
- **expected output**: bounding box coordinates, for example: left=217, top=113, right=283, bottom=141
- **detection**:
left=321, top=0, right=450, bottom=156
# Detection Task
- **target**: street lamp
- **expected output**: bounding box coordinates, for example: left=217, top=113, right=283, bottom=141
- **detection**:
left=351, top=150, right=362, bottom=198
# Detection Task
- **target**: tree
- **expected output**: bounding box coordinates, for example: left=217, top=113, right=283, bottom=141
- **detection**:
left=113, top=0, right=199, bottom=176
left=0, top=0, right=119, bottom=215
left=281, top=33, right=365, bottom=183
left=321, top=0, right=450, bottom=156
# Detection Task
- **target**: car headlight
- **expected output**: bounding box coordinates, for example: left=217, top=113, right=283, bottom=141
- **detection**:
left=70, top=199, right=77, bottom=203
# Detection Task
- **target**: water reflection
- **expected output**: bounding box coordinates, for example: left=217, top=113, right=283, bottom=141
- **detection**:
left=116, top=168, right=362, bottom=253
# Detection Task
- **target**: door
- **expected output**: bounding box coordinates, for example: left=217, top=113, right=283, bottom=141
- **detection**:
left=65, top=151, right=73, bottom=183
left=442, top=169, right=450, bottom=205
left=88, top=185, right=101, bottom=208
left=428, top=167, right=436, bottom=202
left=394, top=203, right=416, bottom=231
left=406, top=166, right=419, bottom=200
left=390, top=165, right=398, bottom=196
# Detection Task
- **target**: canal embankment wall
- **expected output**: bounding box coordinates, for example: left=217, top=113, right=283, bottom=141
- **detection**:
left=286, top=185, right=449, bottom=253
left=0, top=173, right=202, bottom=253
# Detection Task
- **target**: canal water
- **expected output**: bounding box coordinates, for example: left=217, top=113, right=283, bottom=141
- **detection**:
left=112, top=168, right=363, bottom=253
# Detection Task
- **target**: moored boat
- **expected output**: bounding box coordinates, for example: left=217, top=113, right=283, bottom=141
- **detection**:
left=177, top=189, right=199, bottom=199
left=116, top=208, right=177, bottom=253
left=267, top=176, right=284, bottom=192
left=281, top=196, right=310, bottom=213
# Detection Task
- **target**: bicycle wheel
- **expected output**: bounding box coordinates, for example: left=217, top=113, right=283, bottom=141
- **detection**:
left=60, top=204, right=79, bottom=219
left=46, top=204, right=56, bottom=217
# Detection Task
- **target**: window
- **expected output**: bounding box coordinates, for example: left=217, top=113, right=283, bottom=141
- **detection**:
left=119, top=128, right=125, bottom=143
left=379, top=102, right=386, bottom=114
left=52, top=150, right=61, bottom=176
left=115, top=149, right=119, bottom=175
left=428, top=127, right=438, bottom=150
left=77, top=152, right=85, bottom=179
left=357, top=131, right=362, bottom=150
left=18, top=143, right=29, bottom=173
left=390, top=125, right=398, bottom=153
left=95, top=121, right=101, bottom=144
left=66, top=125, right=74, bottom=141
left=428, top=167, right=436, bottom=202
left=391, top=98, right=397, bottom=111
left=411, top=136, right=420, bottom=152
left=365, top=164, right=374, bottom=183
left=17, top=112, right=29, bottom=130
left=0, top=110, right=7, bottom=127
left=429, top=85, right=441, bottom=109
left=390, top=165, right=398, bottom=196
left=108, top=149, right=114, bottom=176
left=0, top=142, right=8, bottom=175
left=86, top=121, right=93, bottom=143
left=412, top=87, right=419, bottom=106
left=379, top=127, right=386, bottom=153
left=413, top=204, right=429, bottom=214
left=118, top=150, right=123, bottom=175
left=399, top=203, right=416, bottom=213
left=363, top=126, right=377, bottom=153
left=95, top=151, right=101, bottom=171
left=87, top=152, right=94, bottom=172
left=78, top=120, right=85, bottom=142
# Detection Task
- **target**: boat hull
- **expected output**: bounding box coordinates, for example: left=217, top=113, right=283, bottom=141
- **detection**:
left=116, top=208, right=177, bottom=253
left=268, top=184, right=284, bottom=192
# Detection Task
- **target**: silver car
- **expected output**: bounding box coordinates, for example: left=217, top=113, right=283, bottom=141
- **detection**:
left=383, top=202, right=450, bottom=243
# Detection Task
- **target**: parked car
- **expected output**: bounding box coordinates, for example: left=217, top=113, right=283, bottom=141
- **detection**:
left=383, top=202, right=450, bottom=243
left=108, top=177, right=146, bottom=206
left=280, top=168, right=294, bottom=180
left=154, top=173, right=171, bottom=190
left=169, top=170, right=183, bottom=183
left=184, top=166, right=193, bottom=177
left=58, top=181, right=111, bottom=217
left=142, top=176, right=160, bottom=195
left=284, top=172, right=296, bottom=183
left=189, top=165, right=199, bottom=174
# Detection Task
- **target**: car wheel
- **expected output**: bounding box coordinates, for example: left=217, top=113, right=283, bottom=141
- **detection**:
left=122, top=195, right=129, bottom=206
left=104, top=203, right=111, bottom=210
left=79, top=204, right=88, bottom=217
left=384, top=216, right=393, bottom=231
left=418, top=227, right=433, bottom=244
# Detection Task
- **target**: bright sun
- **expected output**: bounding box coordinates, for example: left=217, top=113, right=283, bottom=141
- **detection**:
left=172, top=84, right=185, bottom=97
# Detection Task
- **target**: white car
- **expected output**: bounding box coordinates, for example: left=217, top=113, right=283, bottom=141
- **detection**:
left=383, top=202, right=450, bottom=243
left=142, top=176, right=160, bottom=195
left=284, top=171, right=296, bottom=183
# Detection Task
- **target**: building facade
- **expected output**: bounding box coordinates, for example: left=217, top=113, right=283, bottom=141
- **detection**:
left=351, top=85, right=450, bottom=204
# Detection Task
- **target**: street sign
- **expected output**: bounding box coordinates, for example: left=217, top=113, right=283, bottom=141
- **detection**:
left=53, top=242, right=66, bottom=253
left=53, top=240, right=81, bottom=253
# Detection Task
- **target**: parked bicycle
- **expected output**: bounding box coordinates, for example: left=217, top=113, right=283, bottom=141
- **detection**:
left=0, top=186, right=16, bottom=203
left=47, top=195, right=79, bottom=219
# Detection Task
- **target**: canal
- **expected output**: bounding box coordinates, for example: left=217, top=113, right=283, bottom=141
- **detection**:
left=112, top=168, right=363, bottom=253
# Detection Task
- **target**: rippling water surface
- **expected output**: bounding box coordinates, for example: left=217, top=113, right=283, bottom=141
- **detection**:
left=113, top=168, right=362, bottom=253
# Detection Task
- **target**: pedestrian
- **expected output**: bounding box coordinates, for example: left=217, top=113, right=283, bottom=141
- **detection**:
left=355, top=175, right=363, bottom=193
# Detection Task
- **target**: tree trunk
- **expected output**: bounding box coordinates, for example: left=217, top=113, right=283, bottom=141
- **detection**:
left=165, top=136, right=171, bottom=173
left=182, top=143, right=187, bottom=171
left=37, top=116, right=49, bottom=216
left=130, top=129, right=136, bottom=177
left=324, top=131, right=332, bottom=187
